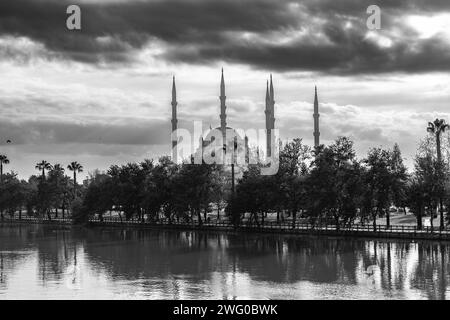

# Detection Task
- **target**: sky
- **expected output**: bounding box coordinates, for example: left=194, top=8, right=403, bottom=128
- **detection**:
left=1, top=0, right=450, bottom=179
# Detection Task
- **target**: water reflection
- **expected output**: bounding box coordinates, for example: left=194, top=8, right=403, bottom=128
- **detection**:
left=0, top=223, right=449, bottom=299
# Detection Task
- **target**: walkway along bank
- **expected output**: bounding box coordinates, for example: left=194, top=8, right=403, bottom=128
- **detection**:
left=2, top=215, right=450, bottom=242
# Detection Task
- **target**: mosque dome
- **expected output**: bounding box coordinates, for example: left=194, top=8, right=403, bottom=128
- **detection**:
left=200, top=126, right=246, bottom=163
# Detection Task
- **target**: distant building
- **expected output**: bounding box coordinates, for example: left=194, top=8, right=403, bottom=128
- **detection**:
left=171, top=70, right=321, bottom=161
left=171, top=69, right=276, bottom=165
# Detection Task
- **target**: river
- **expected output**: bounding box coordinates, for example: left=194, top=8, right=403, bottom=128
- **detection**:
left=0, top=223, right=449, bottom=299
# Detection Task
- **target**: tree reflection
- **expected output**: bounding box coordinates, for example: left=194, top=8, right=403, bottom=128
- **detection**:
left=0, top=224, right=449, bottom=299
left=411, top=243, right=449, bottom=299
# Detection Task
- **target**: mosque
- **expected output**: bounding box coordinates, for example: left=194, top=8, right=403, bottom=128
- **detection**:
left=170, top=69, right=320, bottom=166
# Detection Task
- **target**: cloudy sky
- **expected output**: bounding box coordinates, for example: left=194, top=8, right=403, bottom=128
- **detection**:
left=1, top=0, right=450, bottom=179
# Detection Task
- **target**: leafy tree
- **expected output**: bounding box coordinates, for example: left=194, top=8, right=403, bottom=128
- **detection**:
left=363, top=148, right=393, bottom=229
left=231, top=165, right=267, bottom=227
left=71, top=198, right=87, bottom=224
left=0, top=154, right=10, bottom=184
left=141, top=157, right=178, bottom=222
left=0, top=172, right=27, bottom=219
left=108, top=163, right=145, bottom=220
left=361, top=145, right=408, bottom=230
left=406, top=177, right=426, bottom=230
left=276, top=138, right=310, bottom=227
left=305, top=137, right=362, bottom=230
left=47, top=164, right=70, bottom=218
left=409, top=154, right=444, bottom=229
left=209, top=165, right=229, bottom=221
left=82, top=172, right=113, bottom=222
left=172, top=162, right=216, bottom=226
left=35, top=177, right=55, bottom=220
left=390, top=144, right=409, bottom=214
left=24, top=176, right=39, bottom=217
left=225, top=193, right=242, bottom=228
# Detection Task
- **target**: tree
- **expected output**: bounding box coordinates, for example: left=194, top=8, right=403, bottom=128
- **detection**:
left=24, top=176, right=39, bottom=217
left=79, top=172, right=113, bottom=223
left=305, top=137, right=362, bottom=230
left=0, top=155, right=10, bottom=184
left=35, top=160, right=52, bottom=179
left=107, top=162, right=144, bottom=221
left=209, top=165, right=229, bottom=221
left=427, top=119, right=449, bottom=163
left=171, top=162, right=216, bottom=226
left=35, top=177, right=54, bottom=220
left=427, top=119, right=449, bottom=229
left=67, top=161, right=83, bottom=198
left=0, top=172, right=27, bottom=219
left=141, top=156, right=179, bottom=223
left=226, top=193, right=242, bottom=228
left=47, top=164, right=70, bottom=218
left=410, top=153, right=445, bottom=230
left=53, top=164, right=65, bottom=175
left=364, top=147, right=406, bottom=230
left=406, top=177, right=426, bottom=230
left=71, top=198, right=87, bottom=225
left=390, top=144, right=409, bottom=214
left=231, top=165, right=268, bottom=227
left=277, top=138, right=310, bottom=228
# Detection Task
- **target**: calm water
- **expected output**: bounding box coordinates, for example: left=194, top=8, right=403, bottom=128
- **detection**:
left=0, top=223, right=449, bottom=300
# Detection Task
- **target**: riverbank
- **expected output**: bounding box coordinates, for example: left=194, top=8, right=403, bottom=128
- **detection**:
left=2, top=216, right=450, bottom=242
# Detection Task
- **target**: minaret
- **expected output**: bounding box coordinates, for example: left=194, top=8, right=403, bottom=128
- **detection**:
left=171, top=76, right=178, bottom=161
left=265, top=75, right=275, bottom=157
left=220, top=68, right=227, bottom=136
left=313, top=86, right=320, bottom=147
left=269, top=74, right=274, bottom=106
left=270, top=75, right=275, bottom=124
left=265, top=80, right=270, bottom=105
left=265, top=80, right=271, bottom=157
left=245, top=135, right=249, bottom=164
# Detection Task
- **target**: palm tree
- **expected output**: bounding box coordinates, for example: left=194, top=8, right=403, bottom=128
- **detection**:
left=427, top=119, right=449, bottom=162
left=427, top=118, right=449, bottom=230
left=52, top=164, right=66, bottom=218
left=53, top=164, right=65, bottom=175
left=67, top=161, right=83, bottom=197
left=35, top=160, right=52, bottom=179
left=0, top=155, right=9, bottom=184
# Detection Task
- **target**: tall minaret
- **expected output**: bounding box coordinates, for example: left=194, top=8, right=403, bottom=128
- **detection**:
left=313, top=86, right=320, bottom=147
left=265, top=75, right=275, bottom=157
left=245, top=135, right=249, bottom=164
left=220, top=68, right=227, bottom=136
left=171, top=76, right=178, bottom=161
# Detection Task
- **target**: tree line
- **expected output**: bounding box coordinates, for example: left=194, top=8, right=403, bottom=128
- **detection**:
left=0, top=159, right=83, bottom=220
left=1, top=119, right=449, bottom=231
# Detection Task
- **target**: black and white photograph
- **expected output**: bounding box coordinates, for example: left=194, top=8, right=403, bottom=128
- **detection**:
left=1, top=0, right=450, bottom=307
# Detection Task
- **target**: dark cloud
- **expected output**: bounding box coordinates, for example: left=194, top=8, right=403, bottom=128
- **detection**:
left=0, top=0, right=297, bottom=63
left=1, top=0, right=450, bottom=73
